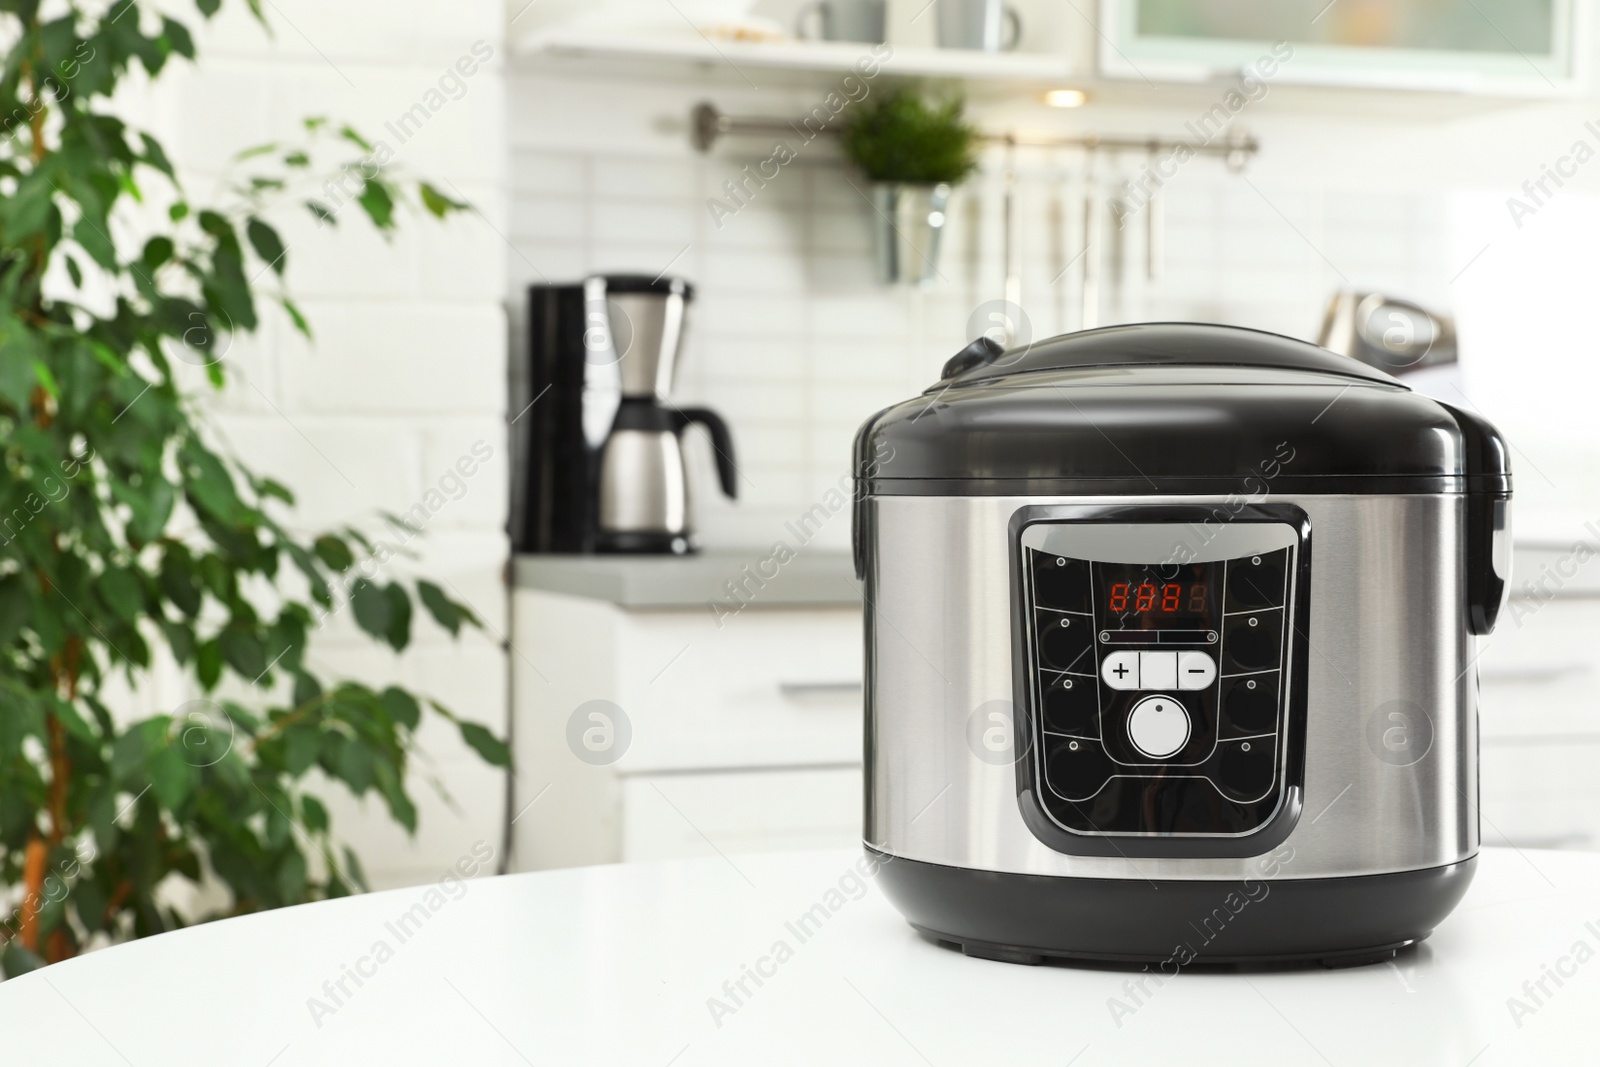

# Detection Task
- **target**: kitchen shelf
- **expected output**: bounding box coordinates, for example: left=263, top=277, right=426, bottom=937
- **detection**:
left=510, top=30, right=1077, bottom=88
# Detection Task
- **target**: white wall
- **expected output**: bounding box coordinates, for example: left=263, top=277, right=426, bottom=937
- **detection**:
left=133, top=0, right=512, bottom=891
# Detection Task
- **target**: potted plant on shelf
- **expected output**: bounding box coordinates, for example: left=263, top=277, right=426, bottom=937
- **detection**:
left=0, top=0, right=509, bottom=976
left=840, top=83, right=980, bottom=286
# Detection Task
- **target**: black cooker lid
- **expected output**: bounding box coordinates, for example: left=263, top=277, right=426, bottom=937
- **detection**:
left=856, top=323, right=1510, bottom=494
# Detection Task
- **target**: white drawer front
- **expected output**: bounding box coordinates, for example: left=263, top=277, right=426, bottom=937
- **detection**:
left=1478, top=599, right=1600, bottom=739
left=614, top=607, right=864, bottom=771
left=621, top=767, right=863, bottom=863
left=1481, top=740, right=1600, bottom=850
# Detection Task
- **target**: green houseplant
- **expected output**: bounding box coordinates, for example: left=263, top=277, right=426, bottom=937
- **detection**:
left=0, top=0, right=509, bottom=976
left=839, top=83, right=980, bottom=286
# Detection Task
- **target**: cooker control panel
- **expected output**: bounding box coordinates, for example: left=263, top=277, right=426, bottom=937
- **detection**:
left=1015, top=517, right=1304, bottom=845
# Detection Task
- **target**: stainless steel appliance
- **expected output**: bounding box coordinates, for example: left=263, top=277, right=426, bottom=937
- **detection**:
left=514, top=275, right=736, bottom=555
left=852, top=323, right=1511, bottom=965
left=1317, top=290, right=1458, bottom=375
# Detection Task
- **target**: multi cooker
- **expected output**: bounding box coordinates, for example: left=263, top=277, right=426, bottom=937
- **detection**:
left=853, top=323, right=1511, bottom=966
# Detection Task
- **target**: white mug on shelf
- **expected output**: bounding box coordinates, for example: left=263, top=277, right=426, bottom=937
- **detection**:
left=795, top=0, right=887, bottom=43
left=936, top=0, right=1022, bottom=51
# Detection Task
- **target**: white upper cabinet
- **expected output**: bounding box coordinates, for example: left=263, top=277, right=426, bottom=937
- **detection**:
left=1097, top=0, right=1588, bottom=95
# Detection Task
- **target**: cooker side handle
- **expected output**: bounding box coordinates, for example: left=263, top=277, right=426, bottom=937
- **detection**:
left=852, top=411, right=889, bottom=582
left=1442, top=403, right=1512, bottom=635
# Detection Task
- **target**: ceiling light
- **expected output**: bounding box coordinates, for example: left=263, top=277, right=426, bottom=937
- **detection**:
left=1043, top=88, right=1089, bottom=108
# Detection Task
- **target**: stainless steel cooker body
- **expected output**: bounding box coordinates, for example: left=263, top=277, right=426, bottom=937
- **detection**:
left=851, top=324, right=1511, bottom=964
left=863, top=492, right=1477, bottom=883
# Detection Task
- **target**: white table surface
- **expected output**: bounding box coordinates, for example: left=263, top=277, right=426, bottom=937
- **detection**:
left=2, top=846, right=1595, bottom=1065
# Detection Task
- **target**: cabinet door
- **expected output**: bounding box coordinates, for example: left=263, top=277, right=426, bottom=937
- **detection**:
left=615, top=607, right=864, bottom=772
left=1478, top=599, right=1600, bottom=739
left=621, top=767, right=863, bottom=863
left=1478, top=597, right=1600, bottom=849
left=1100, top=0, right=1580, bottom=94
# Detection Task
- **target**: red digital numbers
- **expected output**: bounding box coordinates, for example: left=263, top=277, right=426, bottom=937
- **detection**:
left=1106, top=580, right=1208, bottom=615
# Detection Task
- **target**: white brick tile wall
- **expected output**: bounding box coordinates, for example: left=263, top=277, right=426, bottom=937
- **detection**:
left=121, top=3, right=511, bottom=890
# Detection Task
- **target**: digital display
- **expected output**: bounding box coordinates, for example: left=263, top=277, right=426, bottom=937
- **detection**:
left=1095, top=561, right=1220, bottom=631
left=1107, top=581, right=1206, bottom=615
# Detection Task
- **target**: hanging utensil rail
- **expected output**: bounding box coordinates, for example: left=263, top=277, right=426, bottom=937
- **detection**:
left=690, top=102, right=1261, bottom=168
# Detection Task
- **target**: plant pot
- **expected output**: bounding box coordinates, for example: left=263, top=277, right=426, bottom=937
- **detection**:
left=871, top=182, right=953, bottom=287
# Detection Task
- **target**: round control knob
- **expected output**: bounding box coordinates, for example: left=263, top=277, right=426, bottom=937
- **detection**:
left=1127, top=695, right=1190, bottom=760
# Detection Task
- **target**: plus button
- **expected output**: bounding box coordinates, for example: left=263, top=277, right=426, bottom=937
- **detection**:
left=1101, top=651, right=1140, bottom=691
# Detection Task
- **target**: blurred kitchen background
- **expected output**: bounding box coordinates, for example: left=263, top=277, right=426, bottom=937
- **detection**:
left=141, top=0, right=1600, bottom=888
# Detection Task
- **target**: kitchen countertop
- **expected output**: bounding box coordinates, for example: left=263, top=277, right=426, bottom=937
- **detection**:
left=512, top=542, right=1580, bottom=610
left=513, top=549, right=860, bottom=608
left=4, top=846, right=1596, bottom=1064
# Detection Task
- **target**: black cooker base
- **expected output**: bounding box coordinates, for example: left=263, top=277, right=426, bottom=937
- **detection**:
left=869, top=846, right=1476, bottom=968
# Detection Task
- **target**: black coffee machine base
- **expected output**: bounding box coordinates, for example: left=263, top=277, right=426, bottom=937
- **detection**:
left=594, top=531, right=697, bottom=555
left=868, top=846, right=1475, bottom=968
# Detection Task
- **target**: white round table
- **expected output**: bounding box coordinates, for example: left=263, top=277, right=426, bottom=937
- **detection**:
left=2, top=847, right=1595, bottom=1065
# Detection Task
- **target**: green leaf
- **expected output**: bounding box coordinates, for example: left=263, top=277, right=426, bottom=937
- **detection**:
left=183, top=446, right=240, bottom=522
left=219, top=624, right=267, bottom=681
left=160, top=548, right=203, bottom=617
left=281, top=297, right=311, bottom=339
left=335, top=737, right=374, bottom=794
left=162, top=16, right=196, bottom=59
left=382, top=582, right=411, bottom=652
left=350, top=578, right=392, bottom=638
left=378, top=686, right=421, bottom=730
left=98, top=567, right=144, bottom=624
left=196, top=639, right=222, bottom=690
left=417, top=580, right=463, bottom=636
left=0, top=322, right=38, bottom=407
left=65, top=255, right=83, bottom=288
left=343, top=847, right=369, bottom=892
left=339, top=125, right=373, bottom=151
left=257, top=477, right=295, bottom=504
left=357, top=180, right=395, bottom=230
left=51, top=697, right=97, bottom=743
left=305, top=200, right=337, bottom=227
left=457, top=721, right=511, bottom=768
left=246, top=217, right=286, bottom=274
left=142, top=236, right=174, bottom=271
left=148, top=745, right=199, bottom=810
left=284, top=724, right=321, bottom=776
left=276, top=850, right=307, bottom=901
left=0, top=577, right=30, bottom=646
left=1, top=943, right=44, bottom=978
left=112, top=717, right=170, bottom=780
left=313, top=535, right=353, bottom=572
left=301, top=794, right=329, bottom=833
left=291, top=670, right=322, bottom=709
left=419, top=182, right=466, bottom=218
left=73, top=216, right=117, bottom=269
left=196, top=0, right=221, bottom=14
left=169, top=201, right=190, bottom=221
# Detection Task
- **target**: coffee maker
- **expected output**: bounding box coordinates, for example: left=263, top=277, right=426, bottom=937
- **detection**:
left=514, top=275, right=736, bottom=555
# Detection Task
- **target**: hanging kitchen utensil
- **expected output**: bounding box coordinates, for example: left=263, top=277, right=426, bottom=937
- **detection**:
left=1080, top=145, right=1100, bottom=331
left=1146, top=143, right=1164, bottom=284
left=1108, top=152, right=1129, bottom=323
left=1003, top=135, right=1021, bottom=340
